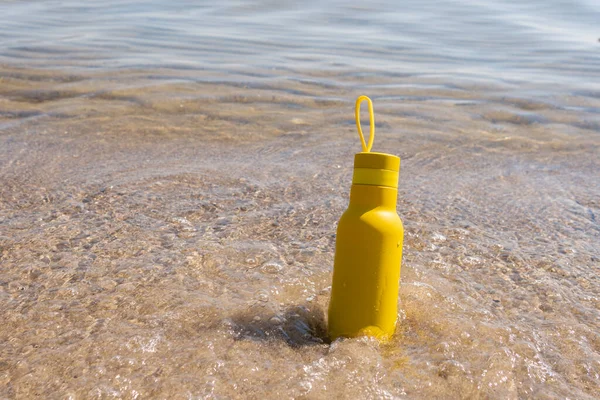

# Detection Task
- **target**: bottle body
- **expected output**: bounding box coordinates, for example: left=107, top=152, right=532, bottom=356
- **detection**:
left=328, top=184, right=404, bottom=341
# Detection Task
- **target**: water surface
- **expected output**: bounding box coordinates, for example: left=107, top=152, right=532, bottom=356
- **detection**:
left=0, top=0, right=599, bottom=398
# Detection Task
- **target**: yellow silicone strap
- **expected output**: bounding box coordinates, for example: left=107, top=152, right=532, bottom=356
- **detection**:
left=352, top=168, right=398, bottom=188
left=355, top=95, right=375, bottom=152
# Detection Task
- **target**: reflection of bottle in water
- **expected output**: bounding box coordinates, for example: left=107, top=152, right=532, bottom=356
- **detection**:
left=328, top=96, right=404, bottom=342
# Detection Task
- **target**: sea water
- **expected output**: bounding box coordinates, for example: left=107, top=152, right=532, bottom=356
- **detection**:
left=0, top=0, right=599, bottom=398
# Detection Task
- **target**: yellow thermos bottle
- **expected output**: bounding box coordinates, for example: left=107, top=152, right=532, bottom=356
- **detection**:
left=328, top=96, right=404, bottom=342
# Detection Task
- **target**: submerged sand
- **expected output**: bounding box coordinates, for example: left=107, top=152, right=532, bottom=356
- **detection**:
left=0, top=64, right=598, bottom=398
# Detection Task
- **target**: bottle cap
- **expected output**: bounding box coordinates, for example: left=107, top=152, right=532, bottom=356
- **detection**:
left=354, top=152, right=400, bottom=170
left=351, top=96, right=400, bottom=188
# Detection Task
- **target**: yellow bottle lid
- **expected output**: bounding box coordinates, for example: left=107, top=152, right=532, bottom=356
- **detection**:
left=354, top=152, right=400, bottom=171
left=351, top=96, right=400, bottom=188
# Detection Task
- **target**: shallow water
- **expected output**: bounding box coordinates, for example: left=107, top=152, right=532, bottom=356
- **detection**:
left=1, top=0, right=599, bottom=399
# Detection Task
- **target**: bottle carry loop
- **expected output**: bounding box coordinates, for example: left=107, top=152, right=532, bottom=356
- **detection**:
left=355, top=95, right=375, bottom=152
left=352, top=96, right=400, bottom=188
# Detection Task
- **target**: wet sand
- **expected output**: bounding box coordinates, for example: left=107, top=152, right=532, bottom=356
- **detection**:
left=1, top=65, right=599, bottom=398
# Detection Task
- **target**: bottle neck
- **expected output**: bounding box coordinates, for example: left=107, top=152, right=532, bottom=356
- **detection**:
left=349, top=184, right=398, bottom=209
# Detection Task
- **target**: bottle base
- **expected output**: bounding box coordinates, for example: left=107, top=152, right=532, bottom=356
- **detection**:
left=329, top=325, right=392, bottom=343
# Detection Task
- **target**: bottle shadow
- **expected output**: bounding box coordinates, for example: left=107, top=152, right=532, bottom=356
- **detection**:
left=230, top=303, right=331, bottom=348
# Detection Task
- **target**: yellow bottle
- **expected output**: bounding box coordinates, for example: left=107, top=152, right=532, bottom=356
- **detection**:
left=328, top=96, right=404, bottom=342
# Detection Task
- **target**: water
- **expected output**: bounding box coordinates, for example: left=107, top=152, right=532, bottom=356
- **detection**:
left=0, top=0, right=599, bottom=398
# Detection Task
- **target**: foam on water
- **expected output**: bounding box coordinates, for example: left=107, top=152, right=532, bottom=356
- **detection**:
left=0, top=0, right=599, bottom=398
